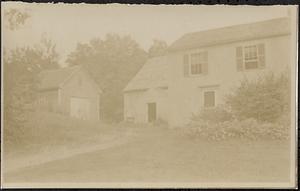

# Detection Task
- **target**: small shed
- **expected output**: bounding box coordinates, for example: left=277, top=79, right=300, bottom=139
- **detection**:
left=38, top=65, right=102, bottom=120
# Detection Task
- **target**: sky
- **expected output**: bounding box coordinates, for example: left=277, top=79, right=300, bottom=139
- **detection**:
left=2, top=2, right=291, bottom=66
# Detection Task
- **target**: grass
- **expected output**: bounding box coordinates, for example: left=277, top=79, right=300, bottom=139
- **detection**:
left=3, top=123, right=291, bottom=185
left=3, top=111, right=127, bottom=158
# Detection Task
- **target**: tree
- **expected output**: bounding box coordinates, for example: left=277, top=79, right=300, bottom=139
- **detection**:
left=4, top=37, right=60, bottom=139
left=148, top=39, right=168, bottom=58
left=4, top=8, right=30, bottom=30
left=226, top=71, right=290, bottom=123
left=67, top=34, right=147, bottom=122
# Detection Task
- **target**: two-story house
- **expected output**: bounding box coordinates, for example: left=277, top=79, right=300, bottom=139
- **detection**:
left=123, top=17, right=292, bottom=127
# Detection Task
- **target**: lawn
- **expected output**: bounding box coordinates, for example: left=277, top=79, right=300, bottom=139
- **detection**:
left=3, top=124, right=291, bottom=186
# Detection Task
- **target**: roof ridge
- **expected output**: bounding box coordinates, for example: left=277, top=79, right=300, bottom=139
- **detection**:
left=182, top=17, right=289, bottom=38
left=169, top=17, right=290, bottom=51
left=38, top=65, right=82, bottom=90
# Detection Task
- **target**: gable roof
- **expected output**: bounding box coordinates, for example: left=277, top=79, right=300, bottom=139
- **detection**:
left=38, top=65, right=80, bottom=91
left=38, top=65, right=101, bottom=93
left=124, top=56, right=169, bottom=92
left=168, top=17, right=290, bottom=52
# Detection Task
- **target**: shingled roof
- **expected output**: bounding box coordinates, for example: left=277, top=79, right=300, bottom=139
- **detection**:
left=168, top=17, right=290, bottom=52
left=124, top=56, right=169, bottom=92
left=38, top=65, right=81, bottom=91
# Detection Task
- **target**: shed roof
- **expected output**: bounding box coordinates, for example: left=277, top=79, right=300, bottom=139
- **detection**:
left=38, top=65, right=81, bottom=91
left=124, top=56, right=169, bottom=92
left=169, top=17, right=290, bottom=52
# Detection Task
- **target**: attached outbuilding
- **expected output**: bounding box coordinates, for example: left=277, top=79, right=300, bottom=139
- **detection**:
left=123, top=56, right=170, bottom=123
left=38, top=65, right=102, bottom=120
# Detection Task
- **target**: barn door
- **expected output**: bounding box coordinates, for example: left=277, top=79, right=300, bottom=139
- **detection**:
left=148, top=102, right=156, bottom=122
left=70, top=97, right=90, bottom=120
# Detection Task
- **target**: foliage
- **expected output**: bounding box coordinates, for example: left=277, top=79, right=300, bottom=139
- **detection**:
left=226, top=72, right=290, bottom=123
left=4, top=111, right=114, bottom=151
left=4, top=8, right=30, bottom=30
left=67, top=34, right=147, bottom=122
left=188, top=71, right=291, bottom=141
left=186, top=118, right=290, bottom=141
left=4, top=37, right=59, bottom=142
left=191, top=105, right=233, bottom=124
left=148, top=39, right=168, bottom=58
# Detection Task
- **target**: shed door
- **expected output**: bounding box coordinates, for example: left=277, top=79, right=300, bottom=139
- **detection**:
left=148, top=102, right=156, bottom=122
left=70, top=97, right=90, bottom=120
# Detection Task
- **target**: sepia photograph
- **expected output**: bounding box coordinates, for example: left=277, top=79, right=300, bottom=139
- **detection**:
left=1, top=2, right=298, bottom=188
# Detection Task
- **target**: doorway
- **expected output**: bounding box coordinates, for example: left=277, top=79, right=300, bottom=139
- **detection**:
left=147, top=102, right=156, bottom=122
left=70, top=97, right=90, bottom=120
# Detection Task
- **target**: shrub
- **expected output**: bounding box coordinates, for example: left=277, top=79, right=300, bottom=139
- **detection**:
left=226, top=71, right=290, bottom=123
left=3, top=111, right=106, bottom=151
left=186, top=118, right=289, bottom=141
left=191, top=105, right=233, bottom=124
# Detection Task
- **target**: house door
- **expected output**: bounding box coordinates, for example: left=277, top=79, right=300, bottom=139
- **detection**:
left=70, top=97, right=90, bottom=120
left=148, top=102, right=156, bottom=122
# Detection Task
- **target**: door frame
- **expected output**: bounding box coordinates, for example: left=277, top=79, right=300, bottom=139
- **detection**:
left=70, top=96, right=91, bottom=120
left=147, top=102, right=157, bottom=123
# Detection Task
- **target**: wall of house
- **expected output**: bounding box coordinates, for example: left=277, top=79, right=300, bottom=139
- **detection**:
left=59, top=69, right=100, bottom=121
left=124, top=87, right=169, bottom=123
left=167, top=35, right=291, bottom=127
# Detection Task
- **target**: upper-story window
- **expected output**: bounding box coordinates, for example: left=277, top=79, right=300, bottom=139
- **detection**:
left=236, top=43, right=265, bottom=71
left=183, top=51, right=208, bottom=77
left=191, top=52, right=205, bottom=75
left=244, top=45, right=259, bottom=69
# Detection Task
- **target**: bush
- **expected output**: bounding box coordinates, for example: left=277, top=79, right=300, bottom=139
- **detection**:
left=3, top=111, right=106, bottom=151
left=186, top=118, right=289, bottom=141
left=226, top=72, right=290, bottom=123
left=191, top=105, right=233, bottom=124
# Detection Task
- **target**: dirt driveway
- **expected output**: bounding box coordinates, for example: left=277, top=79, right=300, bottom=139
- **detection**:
left=3, top=126, right=291, bottom=187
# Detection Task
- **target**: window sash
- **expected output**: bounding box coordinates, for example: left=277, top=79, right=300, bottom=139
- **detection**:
left=190, top=52, right=206, bottom=75
left=191, top=63, right=202, bottom=74
left=204, top=91, right=215, bottom=108
left=243, top=45, right=259, bottom=70
left=245, top=61, right=258, bottom=69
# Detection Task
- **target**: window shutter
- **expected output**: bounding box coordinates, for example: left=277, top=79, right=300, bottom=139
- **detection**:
left=236, top=46, right=243, bottom=71
left=183, top=54, right=189, bottom=77
left=258, top=43, right=265, bottom=69
left=202, top=51, right=208, bottom=75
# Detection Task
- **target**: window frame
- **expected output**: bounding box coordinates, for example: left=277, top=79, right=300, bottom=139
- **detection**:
left=189, top=51, right=207, bottom=76
left=203, top=90, right=216, bottom=108
left=243, top=44, right=259, bottom=70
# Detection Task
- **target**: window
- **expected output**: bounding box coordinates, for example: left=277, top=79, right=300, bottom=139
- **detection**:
left=236, top=43, right=265, bottom=71
left=204, top=91, right=215, bottom=107
left=244, top=45, right=258, bottom=69
left=190, top=52, right=207, bottom=75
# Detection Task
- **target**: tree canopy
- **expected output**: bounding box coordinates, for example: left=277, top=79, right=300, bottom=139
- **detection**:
left=67, top=34, right=147, bottom=121
left=148, top=39, right=168, bottom=58
left=4, top=8, right=30, bottom=30
left=4, top=37, right=60, bottom=131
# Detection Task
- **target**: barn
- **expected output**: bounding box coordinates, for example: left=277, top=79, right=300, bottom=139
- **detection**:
left=38, top=65, right=102, bottom=120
